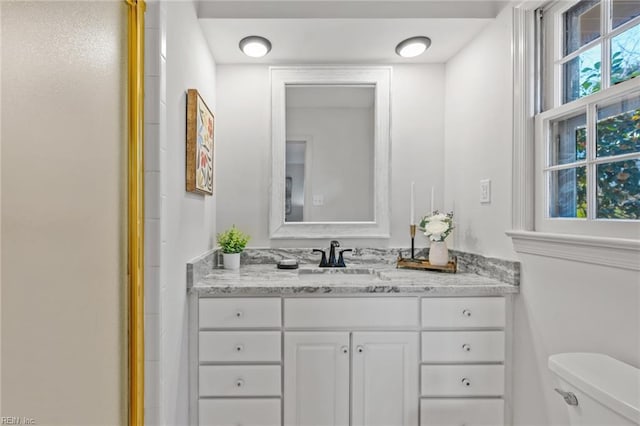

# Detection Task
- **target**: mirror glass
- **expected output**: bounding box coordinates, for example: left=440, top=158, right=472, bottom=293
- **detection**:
left=285, top=85, right=375, bottom=222
left=270, top=67, right=390, bottom=239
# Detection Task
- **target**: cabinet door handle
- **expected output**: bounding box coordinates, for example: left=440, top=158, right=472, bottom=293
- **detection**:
left=235, top=344, right=244, bottom=353
left=462, top=343, right=471, bottom=352
left=461, top=378, right=471, bottom=387
left=356, top=346, right=364, bottom=353
left=341, top=346, right=349, bottom=354
left=235, top=310, right=243, bottom=318
left=235, top=379, right=245, bottom=388
left=462, top=309, right=471, bottom=317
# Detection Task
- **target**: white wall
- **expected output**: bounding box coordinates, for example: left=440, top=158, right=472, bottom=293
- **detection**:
left=1, top=2, right=126, bottom=424
left=160, top=2, right=217, bottom=425
left=216, top=64, right=445, bottom=247
left=512, top=255, right=639, bottom=425
left=286, top=106, right=374, bottom=222
left=444, top=5, right=640, bottom=425
left=144, top=2, right=165, bottom=423
left=444, top=6, right=515, bottom=260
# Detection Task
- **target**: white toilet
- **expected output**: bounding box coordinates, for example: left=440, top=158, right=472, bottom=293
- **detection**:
left=549, top=353, right=640, bottom=425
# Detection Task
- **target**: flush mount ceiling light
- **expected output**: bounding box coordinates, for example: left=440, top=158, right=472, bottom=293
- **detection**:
left=239, top=35, right=272, bottom=58
left=395, top=36, right=432, bottom=58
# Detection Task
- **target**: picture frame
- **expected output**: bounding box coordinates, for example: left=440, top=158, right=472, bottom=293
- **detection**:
left=186, top=89, right=214, bottom=195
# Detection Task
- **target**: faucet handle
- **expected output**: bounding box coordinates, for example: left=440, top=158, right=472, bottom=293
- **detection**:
left=312, top=249, right=328, bottom=267
left=337, top=249, right=353, bottom=267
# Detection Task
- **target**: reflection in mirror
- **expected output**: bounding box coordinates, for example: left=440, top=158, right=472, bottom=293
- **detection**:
left=285, top=140, right=307, bottom=222
left=285, top=85, right=375, bottom=222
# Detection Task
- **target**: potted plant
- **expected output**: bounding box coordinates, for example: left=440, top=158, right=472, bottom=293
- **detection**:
left=419, top=211, right=454, bottom=266
left=216, top=225, right=250, bottom=270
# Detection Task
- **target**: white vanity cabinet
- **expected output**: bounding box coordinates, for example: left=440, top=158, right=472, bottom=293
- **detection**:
left=284, top=331, right=418, bottom=426
left=283, top=298, right=419, bottom=426
left=284, top=297, right=419, bottom=426
left=351, top=332, right=419, bottom=426
left=420, top=297, right=507, bottom=426
left=283, top=332, right=351, bottom=426
left=194, top=297, right=283, bottom=426
left=191, top=295, right=510, bottom=426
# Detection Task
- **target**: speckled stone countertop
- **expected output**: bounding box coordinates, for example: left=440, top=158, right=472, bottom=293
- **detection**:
left=188, top=261, right=519, bottom=297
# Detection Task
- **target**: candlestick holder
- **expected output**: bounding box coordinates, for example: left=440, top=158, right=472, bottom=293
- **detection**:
left=410, top=224, right=416, bottom=259
left=397, top=224, right=457, bottom=273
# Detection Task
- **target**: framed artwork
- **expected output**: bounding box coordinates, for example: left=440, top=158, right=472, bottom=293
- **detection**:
left=186, top=89, right=214, bottom=195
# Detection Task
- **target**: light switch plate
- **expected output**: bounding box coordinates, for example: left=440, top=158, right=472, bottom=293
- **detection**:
left=313, top=195, right=324, bottom=206
left=480, top=179, right=491, bottom=204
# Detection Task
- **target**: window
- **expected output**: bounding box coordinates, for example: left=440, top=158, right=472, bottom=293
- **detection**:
left=545, top=0, right=640, bottom=108
left=537, top=0, right=640, bottom=237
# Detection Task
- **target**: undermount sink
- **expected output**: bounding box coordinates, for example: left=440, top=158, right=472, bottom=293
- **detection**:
left=297, top=267, right=386, bottom=281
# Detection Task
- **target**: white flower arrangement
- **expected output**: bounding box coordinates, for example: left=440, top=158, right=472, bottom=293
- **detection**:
left=419, top=211, right=454, bottom=242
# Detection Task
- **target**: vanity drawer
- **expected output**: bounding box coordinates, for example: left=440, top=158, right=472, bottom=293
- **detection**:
left=421, top=297, right=505, bottom=328
left=284, top=297, right=418, bottom=328
left=199, top=298, right=281, bottom=329
left=199, top=331, right=281, bottom=362
left=199, top=365, right=281, bottom=397
left=420, top=399, right=504, bottom=426
left=199, top=398, right=281, bottom=426
left=421, top=365, right=504, bottom=397
left=421, top=331, right=505, bottom=363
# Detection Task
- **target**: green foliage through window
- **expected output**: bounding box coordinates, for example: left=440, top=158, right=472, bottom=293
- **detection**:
left=597, top=158, right=640, bottom=219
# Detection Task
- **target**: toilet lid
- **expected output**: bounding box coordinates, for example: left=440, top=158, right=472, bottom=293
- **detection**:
left=549, top=353, right=640, bottom=424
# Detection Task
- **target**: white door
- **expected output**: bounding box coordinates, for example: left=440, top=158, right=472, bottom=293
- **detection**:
left=284, top=332, right=350, bottom=426
left=352, top=332, right=419, bottom=426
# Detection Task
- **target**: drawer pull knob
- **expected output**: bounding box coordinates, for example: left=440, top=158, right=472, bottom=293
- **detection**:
left=341, top=346, right=349, bottom=354
left=235, top=379, right=244, bottom=388
left=461, top=378, right=471, bottom=387
left=356, top=346, right=364, bottom=353
left=462, top=344, right=471, bottom=352
left=235, top=344, right=244, bottom=352
left=235, top=310, right=243, bottom=318
left=462, top=309, right=471, bottom=317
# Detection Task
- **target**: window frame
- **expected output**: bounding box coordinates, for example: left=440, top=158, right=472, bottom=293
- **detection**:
left=509, top=2, right=640, bottom=269
left=535, top=81, right=640, bottom=237
left=535, top=0, right=640, bottom=238
left=544, top=0, right=640, bottom=110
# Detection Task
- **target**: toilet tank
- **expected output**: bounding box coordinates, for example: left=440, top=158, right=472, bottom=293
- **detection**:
left=549, top=353, right=640, bottom=425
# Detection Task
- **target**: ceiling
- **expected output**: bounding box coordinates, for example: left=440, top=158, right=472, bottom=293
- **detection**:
left=197, top=0, right=507, bottom=64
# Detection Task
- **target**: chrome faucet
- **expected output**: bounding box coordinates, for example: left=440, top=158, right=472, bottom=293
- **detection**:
left=312, top=240, right=352, bottom=267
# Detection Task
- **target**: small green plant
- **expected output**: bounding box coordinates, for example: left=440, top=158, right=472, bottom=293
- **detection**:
left=216, top=225, right=250, bottom=254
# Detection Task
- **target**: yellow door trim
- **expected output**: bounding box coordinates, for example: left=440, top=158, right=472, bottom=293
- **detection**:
left=125, top=0, right=145, bottom=424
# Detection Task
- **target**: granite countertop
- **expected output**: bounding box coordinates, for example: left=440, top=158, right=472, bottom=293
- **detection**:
left=189, top=263, right=519, bottom=296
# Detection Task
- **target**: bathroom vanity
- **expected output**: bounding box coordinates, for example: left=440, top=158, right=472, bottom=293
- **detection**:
left=188, top=255, right=519, bottom=426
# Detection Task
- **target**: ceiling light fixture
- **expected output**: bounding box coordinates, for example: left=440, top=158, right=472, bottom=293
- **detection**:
left=395, top=36, right=431, bottom=58
left=239, top=35, right=272, bottom=58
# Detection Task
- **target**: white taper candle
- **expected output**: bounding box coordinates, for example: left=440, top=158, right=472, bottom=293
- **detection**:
left=430, top=186, right=435, bottom=214
left=410, top=181, right=415, bottom=225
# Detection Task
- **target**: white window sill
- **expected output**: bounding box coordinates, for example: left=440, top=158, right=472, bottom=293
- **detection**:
left=506, top=230, right=640, bottom=271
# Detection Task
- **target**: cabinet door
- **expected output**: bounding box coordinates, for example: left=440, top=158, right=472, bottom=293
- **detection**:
left=284, top=332, right=350, bottom=426
left=352, top=332, right=419, bottom=426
